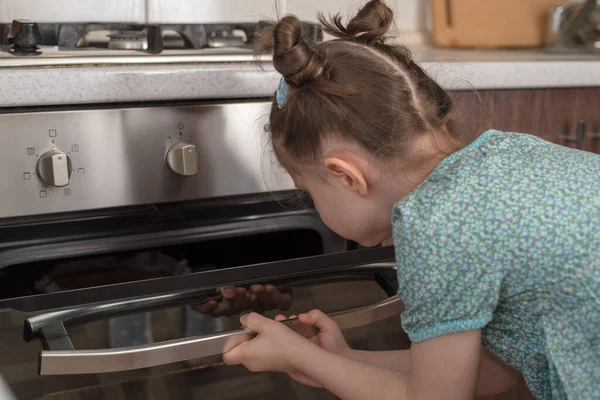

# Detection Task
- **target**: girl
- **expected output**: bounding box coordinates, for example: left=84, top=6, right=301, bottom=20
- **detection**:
left=222, top=1, right=600, bottom=399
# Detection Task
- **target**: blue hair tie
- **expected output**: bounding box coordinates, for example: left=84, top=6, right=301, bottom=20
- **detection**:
left=276, top=77, right=290, bottom=109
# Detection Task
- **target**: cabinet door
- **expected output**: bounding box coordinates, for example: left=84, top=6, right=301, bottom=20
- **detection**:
left=450, top=88, right=600, bottom=153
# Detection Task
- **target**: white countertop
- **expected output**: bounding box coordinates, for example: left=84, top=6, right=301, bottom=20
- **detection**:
left=413, top=46, right=600, bottom=90
left=0, top=47, right=599, bottom=108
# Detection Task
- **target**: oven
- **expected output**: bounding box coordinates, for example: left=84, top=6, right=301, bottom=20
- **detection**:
left=0, top=18, right=530, bottom=400
left=0, top=101, right=408, bottom=399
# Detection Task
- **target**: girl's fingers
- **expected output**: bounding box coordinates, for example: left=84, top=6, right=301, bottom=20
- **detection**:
left=220, top=286, right=237, bottom=300
left=266, top=285, right=293, bottom=311
left=254, top=285, right=276, bottom=311
left=274, top=314, right=287, bottom=322
left=298, top=309, right=337, bottom=332
left=193, top=299, right=218, bottom=314
left=250, top=293, right=265, bottom=313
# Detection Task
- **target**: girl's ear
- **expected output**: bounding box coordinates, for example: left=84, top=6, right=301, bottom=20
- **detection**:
left=324, top=157, right=368, bottom=197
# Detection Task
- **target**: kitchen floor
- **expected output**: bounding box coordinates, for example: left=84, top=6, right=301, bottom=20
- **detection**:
left=0, top=281, right=534, bottom=400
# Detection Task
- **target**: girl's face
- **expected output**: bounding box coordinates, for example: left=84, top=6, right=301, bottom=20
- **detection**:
left=289, top=168, right=394, bottom=248
left=278, top=133, right=450, bottom=248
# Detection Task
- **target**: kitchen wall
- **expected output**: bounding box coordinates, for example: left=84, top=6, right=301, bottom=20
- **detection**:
left=0, top=0, right=430, bottom=44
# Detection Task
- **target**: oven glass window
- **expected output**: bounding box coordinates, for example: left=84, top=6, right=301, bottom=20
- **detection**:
left=0, top=229, right=325, bottom=300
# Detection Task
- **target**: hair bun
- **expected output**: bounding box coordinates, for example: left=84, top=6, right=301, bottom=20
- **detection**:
left=320, top=0, right=393, bottom=43
left=271, top=16, right=328, bottom=86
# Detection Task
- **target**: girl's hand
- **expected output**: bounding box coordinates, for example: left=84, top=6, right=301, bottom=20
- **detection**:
left=223, top=312, right=313, bottom=374
left=277, top=310, right=350, bottom=356
left=275, top=310, right=351, bottom=387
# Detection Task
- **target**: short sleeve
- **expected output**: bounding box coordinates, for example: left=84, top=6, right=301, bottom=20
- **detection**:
left=393, top=210, right=503, bottom=343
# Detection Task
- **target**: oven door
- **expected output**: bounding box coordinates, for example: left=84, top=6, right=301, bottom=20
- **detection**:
left=0, top=198, right=408, bottom=399
left=0, top=194, right=350, bottom=312
left=1, top=252, right=405, bottom=399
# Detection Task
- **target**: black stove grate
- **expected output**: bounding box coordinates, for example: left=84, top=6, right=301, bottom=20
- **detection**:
left=1, top=20, right=323, bottom=55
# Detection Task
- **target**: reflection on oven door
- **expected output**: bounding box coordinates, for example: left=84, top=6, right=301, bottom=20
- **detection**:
left=2, top=267, right=408, bottom=399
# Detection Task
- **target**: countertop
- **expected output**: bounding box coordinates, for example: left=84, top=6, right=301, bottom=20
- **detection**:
left=412, top=46, right=600, bottom=91
left=0, top=46, right=599, bottom=108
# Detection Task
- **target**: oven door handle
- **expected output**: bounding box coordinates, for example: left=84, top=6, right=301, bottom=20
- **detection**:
left=30, top=263, right=403, bottom=375
left=37, top=295, right=403, bottom=375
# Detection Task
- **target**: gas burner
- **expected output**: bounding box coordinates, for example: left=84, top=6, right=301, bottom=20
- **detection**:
left=207, top=29, right=248, bottom=48
left=0, top=20, right=323, bottom=57
left=108, top=31, right=148, bottom=50
left=78, top=25, right=164, bottom=53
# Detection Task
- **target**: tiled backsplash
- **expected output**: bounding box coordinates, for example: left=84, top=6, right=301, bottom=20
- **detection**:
left=0, top=0, right=428, bottom=43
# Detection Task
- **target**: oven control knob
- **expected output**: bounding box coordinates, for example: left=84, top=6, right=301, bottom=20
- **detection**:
left=37, top=151, right=72, bottom=187
left=166, top=142, right=198, bottom=176
left=7, top=19, right=42, bottom=54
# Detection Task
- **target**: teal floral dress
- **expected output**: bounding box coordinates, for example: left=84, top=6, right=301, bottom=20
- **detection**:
left=392, top=130, right=600, bottom=399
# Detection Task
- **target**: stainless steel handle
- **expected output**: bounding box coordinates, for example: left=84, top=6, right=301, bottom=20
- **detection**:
left=561, top=120, right=587, bottom=150
left=28, top=258, right=399, bottom=375
left=38, top=295, right=403, bottom=375
left=577, top=120, right=586, bottom=150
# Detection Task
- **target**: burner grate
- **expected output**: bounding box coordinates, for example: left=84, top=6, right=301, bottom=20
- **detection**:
left=1, top=20, right=323, bottom=56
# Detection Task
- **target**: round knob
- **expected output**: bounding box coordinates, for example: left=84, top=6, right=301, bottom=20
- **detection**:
left=7, top=19, right=42, bottom=54
left=166, top=142, right=198, bottom=176
left=37, top=151, right=72, bottom=187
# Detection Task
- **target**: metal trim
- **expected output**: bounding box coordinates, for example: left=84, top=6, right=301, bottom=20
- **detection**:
left=0, top=52, right=273, bottom=68
left=0, top=214, right=337, bottom=270
left=25, top=263, right=396, bottom=340
left=2, top=247, right=394, bottom=313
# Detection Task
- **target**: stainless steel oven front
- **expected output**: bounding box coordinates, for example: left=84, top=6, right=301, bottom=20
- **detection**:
left=0, top=101, right=408, bottom=399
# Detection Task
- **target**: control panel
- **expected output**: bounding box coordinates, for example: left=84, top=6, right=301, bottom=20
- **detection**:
left=0, top=102, right=294, bottom=219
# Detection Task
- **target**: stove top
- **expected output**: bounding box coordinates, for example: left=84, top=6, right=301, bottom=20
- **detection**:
left=0, top=19, right=323, bottom=66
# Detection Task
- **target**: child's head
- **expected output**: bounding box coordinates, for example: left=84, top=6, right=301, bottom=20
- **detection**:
left=256, top=0, right=460, bottom=246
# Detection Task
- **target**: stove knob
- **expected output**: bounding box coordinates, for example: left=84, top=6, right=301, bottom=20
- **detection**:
left=7, top=19, right=42, bottom=53
left=37, top=151, right=72, bottom=187
left=166, top=142, right=198, bottom=176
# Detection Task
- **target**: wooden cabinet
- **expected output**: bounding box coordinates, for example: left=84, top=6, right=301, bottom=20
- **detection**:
left=450, top=88, right=600, bottom=153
